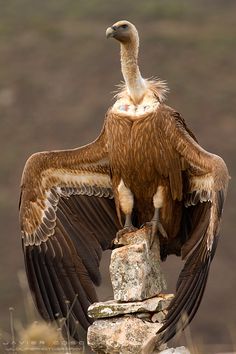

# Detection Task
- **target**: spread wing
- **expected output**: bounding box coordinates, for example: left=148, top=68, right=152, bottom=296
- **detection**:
left=19, top=131, right=121, bottom=339
left=157, top=108, right=229, bottom=343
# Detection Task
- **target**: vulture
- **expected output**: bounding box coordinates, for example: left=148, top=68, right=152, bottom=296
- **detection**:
left=19, top=20, right=229, bottom=344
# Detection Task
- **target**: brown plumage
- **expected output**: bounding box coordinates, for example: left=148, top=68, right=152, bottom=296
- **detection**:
left=19, top=20, right=229, bottom=343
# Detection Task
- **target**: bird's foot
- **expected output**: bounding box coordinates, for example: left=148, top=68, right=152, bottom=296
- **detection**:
left=113, top=225, right=138, bottom=246
left=142, top=220, right=168, bottom=248
left=116, top=225, right=138, bottom=239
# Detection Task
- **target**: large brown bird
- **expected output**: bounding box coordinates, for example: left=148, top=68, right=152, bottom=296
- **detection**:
left=19, top=20, right=229, bottom=343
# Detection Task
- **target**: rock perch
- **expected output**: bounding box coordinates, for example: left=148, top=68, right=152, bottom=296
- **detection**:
left=110, top=227, right=166, bottom=301
left=87, top=228, right=189, bottom=353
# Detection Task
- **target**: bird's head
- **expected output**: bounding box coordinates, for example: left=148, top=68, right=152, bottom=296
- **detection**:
left=106, top=20, right=138, bottom=45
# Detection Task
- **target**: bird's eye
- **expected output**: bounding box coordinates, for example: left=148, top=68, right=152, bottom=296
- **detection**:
left=121, top=24, right=128, bottom=29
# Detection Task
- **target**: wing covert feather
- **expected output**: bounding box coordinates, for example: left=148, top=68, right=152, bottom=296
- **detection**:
left=157, top=106, right=229, bottom=343
left=20, top=134, right=121, bottom=339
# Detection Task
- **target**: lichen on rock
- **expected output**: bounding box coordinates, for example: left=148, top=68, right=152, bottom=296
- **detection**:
left=88, top=294, right=173, bottom=319
left=87, top=316, right=165, bottom=354
left=87, top=228, right=173, bottom=353
left=110, top=227, right=166, bottom=302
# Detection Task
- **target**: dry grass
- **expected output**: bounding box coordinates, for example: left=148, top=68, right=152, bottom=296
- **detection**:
left=18, top=321, right=67, bottom=354
left=0, top=271, right=85, bottom=353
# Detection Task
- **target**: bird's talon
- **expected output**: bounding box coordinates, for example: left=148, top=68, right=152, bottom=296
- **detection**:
left=115, top=225, right=138, bottom=244
left=142, top=220, right=167, bottom=248
left=157, top=222, right=168, bottom=239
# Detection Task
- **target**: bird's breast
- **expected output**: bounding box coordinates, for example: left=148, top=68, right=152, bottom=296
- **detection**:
left=106, top=112, right=161, bottom=193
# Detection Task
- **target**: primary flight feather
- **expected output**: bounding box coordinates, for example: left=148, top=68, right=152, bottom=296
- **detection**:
left=19, top=20, right=229, bottom=343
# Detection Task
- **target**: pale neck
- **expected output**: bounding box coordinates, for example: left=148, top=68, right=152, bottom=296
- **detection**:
left=120, top=41, right=146, bottom=104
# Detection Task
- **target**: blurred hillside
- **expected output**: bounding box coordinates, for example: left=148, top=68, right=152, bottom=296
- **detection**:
left=0, top=0, right=235, bottom=352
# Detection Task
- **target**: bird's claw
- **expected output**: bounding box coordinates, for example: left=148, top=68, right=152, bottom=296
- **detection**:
left=114, top=225, right=138, bottom=246
left=142, top=220, right=168, bottom=248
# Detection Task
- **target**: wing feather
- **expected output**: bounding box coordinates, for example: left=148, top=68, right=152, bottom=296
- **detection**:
left=158, top=191, right=223, bottom=343
left=20, top=137, right=121, bottom=339
left=157, top=107, right=229, bottom=344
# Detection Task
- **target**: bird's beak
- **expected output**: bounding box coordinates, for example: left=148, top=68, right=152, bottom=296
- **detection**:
left=106, top=27, right=115, bottom=39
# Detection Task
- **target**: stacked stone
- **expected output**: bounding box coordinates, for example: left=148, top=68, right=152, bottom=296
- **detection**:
left=87, top=227, right=189, bottom=354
